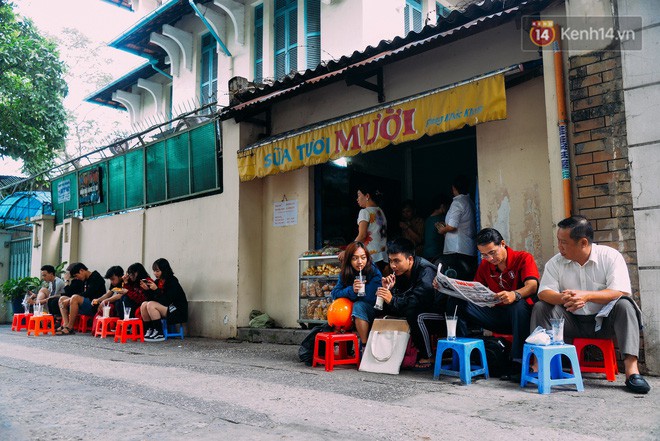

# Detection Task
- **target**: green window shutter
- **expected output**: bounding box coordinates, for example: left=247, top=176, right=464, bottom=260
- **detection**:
left=200, top=34, right=218, bottom=106
left=305, top=0, right=321, bottom=69
left=254, top=4, right=264, bottom=82
left=274, top=0, right=298, bottom=79
left=436, top=2, right=451, bottom=21
left=405, top=0, right=422, bottom=34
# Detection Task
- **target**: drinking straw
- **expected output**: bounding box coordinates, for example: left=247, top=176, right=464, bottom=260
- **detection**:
left=453, top=305, right=458, bottom=318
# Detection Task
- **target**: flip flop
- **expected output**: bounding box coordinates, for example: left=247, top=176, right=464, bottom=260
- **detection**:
left=412, top=361, right=433, bottom=371
left=57, top=327, right=75, bottom=335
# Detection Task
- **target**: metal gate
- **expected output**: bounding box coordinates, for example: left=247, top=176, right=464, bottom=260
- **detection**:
left=9, top=237, right=32, bottom=279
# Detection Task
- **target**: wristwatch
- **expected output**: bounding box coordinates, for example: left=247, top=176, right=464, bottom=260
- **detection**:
left=514, top=291, right=522, bottom=302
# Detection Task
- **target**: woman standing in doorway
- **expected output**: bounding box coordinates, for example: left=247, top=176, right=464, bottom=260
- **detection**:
left=353, top=183, right=388, bottom=271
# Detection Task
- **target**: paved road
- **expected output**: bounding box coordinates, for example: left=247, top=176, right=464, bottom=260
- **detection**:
left=0, top=325, right=658, bottom=441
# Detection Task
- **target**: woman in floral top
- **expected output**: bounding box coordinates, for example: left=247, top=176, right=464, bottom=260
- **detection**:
left=354, top=183, right=388, bottom=270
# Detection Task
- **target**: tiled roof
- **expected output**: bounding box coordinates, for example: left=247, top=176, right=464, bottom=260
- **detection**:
left=224, top=0, right=552, bottom=117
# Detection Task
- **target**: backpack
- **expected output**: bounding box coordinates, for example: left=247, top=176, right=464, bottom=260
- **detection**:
left=298, top=324, right=333, bottom=366
left=480, top=336, right=512, bottom=377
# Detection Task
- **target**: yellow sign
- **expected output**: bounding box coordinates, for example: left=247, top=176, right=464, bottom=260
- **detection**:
left=238, top=74, right=507, bottom=181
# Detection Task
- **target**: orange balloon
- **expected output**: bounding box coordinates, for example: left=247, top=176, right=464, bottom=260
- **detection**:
left=327, top=298, right=353, bottom=331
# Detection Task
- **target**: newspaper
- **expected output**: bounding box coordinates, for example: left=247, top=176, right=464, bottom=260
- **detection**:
left=435, top=265, right=499, bottom=307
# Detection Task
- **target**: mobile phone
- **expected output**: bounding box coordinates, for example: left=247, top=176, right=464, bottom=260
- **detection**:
left=141, top=279, right=149, bottom=284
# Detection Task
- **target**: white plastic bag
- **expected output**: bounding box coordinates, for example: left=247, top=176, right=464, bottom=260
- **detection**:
left=525, top=326, right=552, bottom=346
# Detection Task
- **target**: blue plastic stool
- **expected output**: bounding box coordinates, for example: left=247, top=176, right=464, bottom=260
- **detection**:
left=520, top=343, right=584, bottom=394
left=161, top=319, right=185, bottom=340
left=433, top=337, right=489, bottom=384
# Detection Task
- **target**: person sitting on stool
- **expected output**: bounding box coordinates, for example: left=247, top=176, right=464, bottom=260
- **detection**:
left=530, top=215, right=650, bottom=394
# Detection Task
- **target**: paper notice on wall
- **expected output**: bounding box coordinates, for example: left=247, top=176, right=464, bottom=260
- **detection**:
left=273, top=200, right=298, bottom=227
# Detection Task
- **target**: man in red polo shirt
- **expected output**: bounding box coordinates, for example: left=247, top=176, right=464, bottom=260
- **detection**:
left=445, top=228, right=539, bottom=380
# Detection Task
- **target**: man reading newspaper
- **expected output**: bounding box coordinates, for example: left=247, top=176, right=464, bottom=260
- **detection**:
left=437, top=228, right=539, bottom=381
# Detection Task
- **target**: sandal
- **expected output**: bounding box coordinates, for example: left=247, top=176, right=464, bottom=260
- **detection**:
left=412, top=360, right=433, bottom=371
left=57, top=327, right=75, bottom=335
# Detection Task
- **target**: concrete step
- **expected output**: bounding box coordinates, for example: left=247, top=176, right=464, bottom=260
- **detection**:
left=237, top=327, right=310, bottom=345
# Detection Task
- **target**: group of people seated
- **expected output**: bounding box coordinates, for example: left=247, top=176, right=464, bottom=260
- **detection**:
left=27, top=258, right=188, bottom=342
left=331, top=215, right=650, bottom=395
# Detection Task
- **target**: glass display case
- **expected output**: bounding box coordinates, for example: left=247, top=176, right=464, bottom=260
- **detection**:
left=298, top=254, right=340, bottom=326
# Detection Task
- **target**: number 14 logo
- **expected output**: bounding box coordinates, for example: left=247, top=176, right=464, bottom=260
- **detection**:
left=530, top=20, right=556, bottom=46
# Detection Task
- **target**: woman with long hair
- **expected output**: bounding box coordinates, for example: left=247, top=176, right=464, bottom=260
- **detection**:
left=118, top=263, right=153, bottom=319
left=331, top=241, right=382, bottom=346
left=353, top=183, right=388, bottom=271
left=140, top=258, right=188, bottom=342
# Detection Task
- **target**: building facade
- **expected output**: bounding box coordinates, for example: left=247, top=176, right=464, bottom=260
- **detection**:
left=27, top=0, right=660, bottom=372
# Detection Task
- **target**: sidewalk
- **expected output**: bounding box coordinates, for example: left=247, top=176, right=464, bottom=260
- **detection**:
left=0, top=324, right=658, bottom=441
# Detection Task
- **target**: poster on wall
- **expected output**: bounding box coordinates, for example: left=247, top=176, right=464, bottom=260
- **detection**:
left=78, top=167, right=102, bottom=206
left=273, top=199, right=298, bottom=227
left=57, top=180, right=71, bottom=203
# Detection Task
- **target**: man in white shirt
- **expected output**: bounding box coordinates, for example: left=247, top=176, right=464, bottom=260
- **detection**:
left=437, top=175, right=477, bottom=280
left=531, top=215, right=650, bottom=394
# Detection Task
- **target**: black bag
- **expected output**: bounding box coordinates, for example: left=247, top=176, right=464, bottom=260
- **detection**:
left=480, top=336, right=512, bottom=377
left=298, top=324, right=333, bottom=366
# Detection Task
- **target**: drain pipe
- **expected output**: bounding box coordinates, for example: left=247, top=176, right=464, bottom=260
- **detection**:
left=553, top=24, right=572, bottom=217
left=149, top=59, right=173, bottom=80
left=188, top=0, right=232, bottom=57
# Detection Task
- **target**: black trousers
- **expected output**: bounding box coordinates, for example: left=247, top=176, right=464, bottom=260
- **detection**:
left=446, top=296, right=532, bottom=360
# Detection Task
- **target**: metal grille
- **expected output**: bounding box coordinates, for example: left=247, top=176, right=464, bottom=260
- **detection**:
left=51, top=122, right=221, bottom=223
left=125, top=149, right=144, bottom=208
left=166, top=133, right=191, bottom=199
left=9, top=237, right=32, bottom=280
left=108, top=156, right=126, bottom=212
left=146, top=141, right=167, bottom=203
left=190, top=122, right=218, bottom=192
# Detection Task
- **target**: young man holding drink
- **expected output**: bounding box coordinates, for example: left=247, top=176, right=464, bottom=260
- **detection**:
left=376, top=238, right=440, bottom=370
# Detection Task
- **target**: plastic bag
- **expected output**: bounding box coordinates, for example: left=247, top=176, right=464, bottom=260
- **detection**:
left=525, top=326, right=552, bottom=345
left=248, top=310, right=276, bottom=328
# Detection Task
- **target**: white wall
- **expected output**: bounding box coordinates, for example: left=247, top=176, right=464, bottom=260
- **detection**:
left=619, top=0, right=660, bottom=374
left=477, top=77, right=555, bottom=269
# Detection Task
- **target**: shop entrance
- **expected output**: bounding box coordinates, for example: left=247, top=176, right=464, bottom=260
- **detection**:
left=314, top=126, right=478, bottom=257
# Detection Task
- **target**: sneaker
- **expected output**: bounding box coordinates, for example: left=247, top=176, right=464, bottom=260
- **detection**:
left=144, top=328, right=154, bottom=338
left=151, top=332, right=165, bottom=342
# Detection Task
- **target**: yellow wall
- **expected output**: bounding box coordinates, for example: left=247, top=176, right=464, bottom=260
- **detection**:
left=476, top=77, right=555, bottom=269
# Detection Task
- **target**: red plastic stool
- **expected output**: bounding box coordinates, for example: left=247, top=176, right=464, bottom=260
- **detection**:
left=573, top=338, right=618, bottom=382
left=12, top=313, right=32, bottom=331
left=312, top=332, right=360, bottom=371
left=74, top=314, right=94, bottom=333
left=94, top=317, right=119, bottom=338
left=27, top=314, right=56, bottom=336
left=114, top=319, right=144, bottom=343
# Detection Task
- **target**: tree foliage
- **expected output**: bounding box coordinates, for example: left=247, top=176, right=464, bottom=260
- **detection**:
left=0, top=1, right=68, bottom=175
